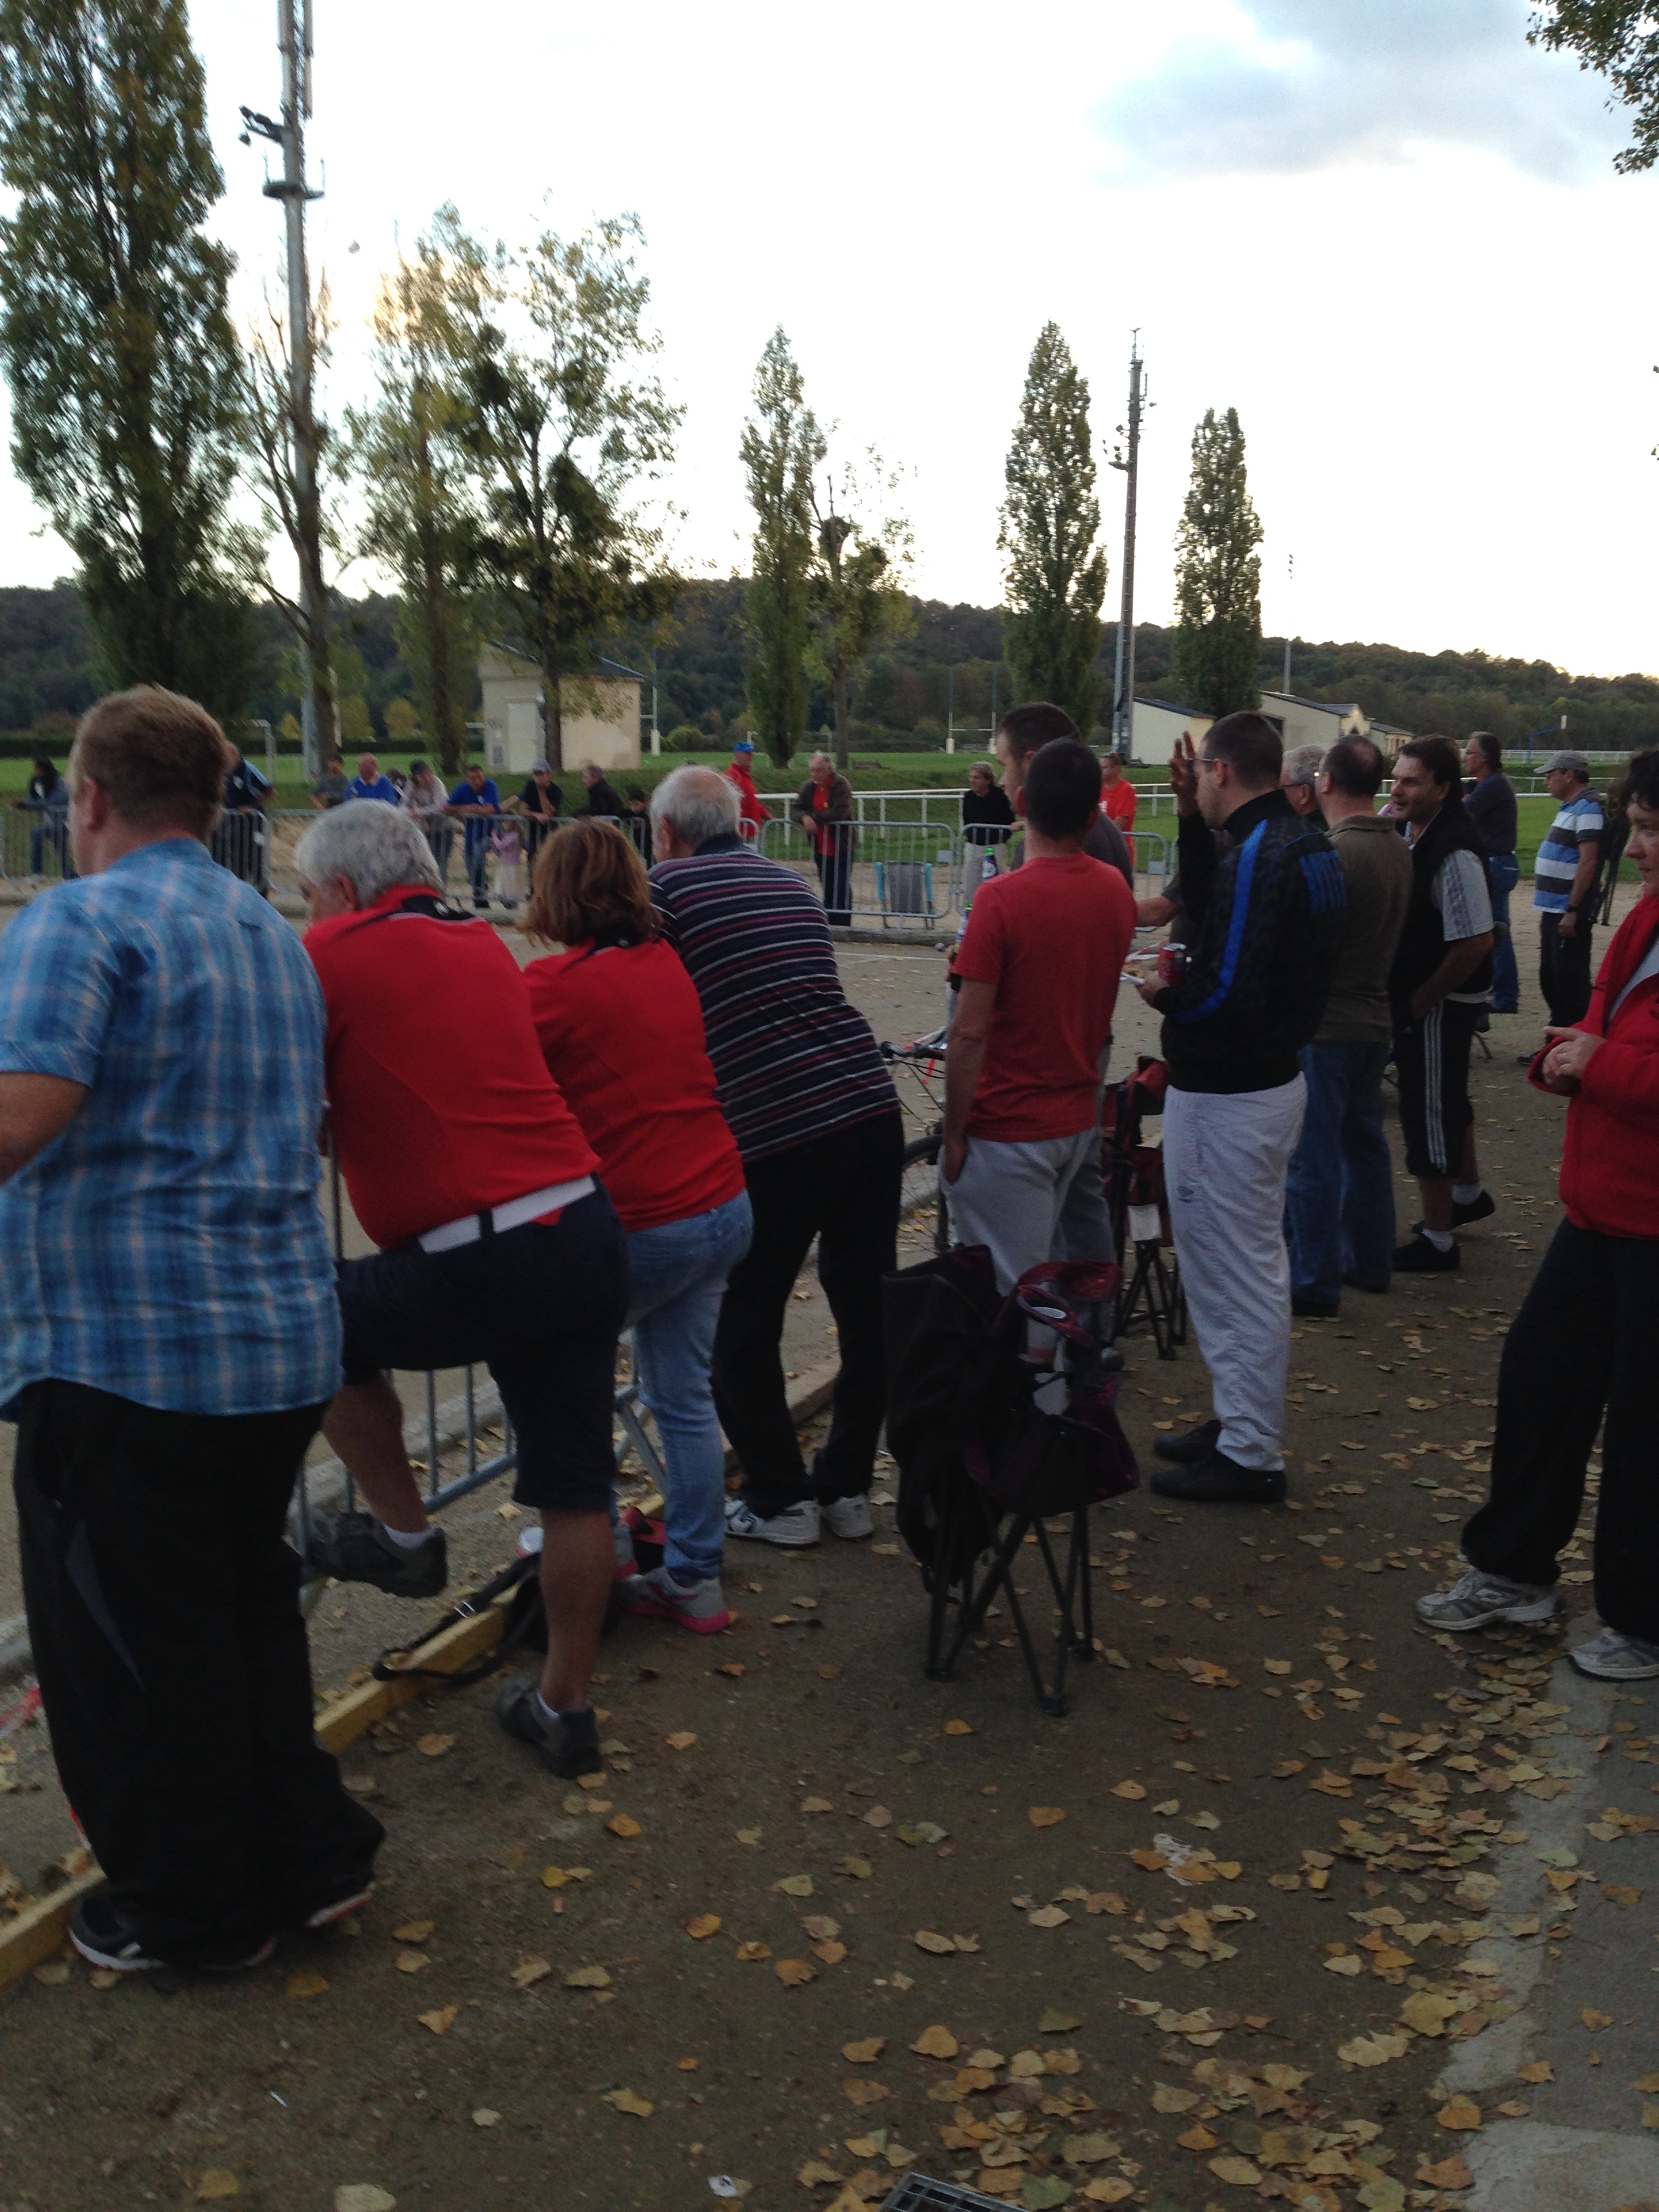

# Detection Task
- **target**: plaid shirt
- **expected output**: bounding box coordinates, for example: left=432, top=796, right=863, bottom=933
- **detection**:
left=0, top=839, right=341, bottom=1415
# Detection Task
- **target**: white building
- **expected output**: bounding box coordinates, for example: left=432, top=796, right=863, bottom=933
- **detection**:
left=1127, top=697, right=1214, bottom=759
left=1258, top=691, right=1412, bottom=757
left=478, top=647, right=641, bottom=777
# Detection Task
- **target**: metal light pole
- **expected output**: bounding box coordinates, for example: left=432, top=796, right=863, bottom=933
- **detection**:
left=1108, top=333, right=1147, bottom=760
left=241, top=0, right=324, bottom=779
left=946, top=664, right=956, bottom=755
left=1282, top=552, right=1294, bottom=696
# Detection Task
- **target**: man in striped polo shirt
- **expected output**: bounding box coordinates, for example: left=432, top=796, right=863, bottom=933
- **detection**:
left=1532, top=750, right=1603, bottom=1032
left=649, top=767, right=902, bottom=1547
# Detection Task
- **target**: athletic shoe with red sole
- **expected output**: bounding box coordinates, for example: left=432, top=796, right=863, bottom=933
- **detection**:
left=618, top=1565, right=733, bottom=1635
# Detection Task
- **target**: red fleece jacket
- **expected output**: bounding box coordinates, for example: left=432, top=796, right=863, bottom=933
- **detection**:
left=1530, top=892, right=1659, bottom=1239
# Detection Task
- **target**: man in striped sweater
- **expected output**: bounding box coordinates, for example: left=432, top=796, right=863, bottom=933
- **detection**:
left=649, top=768, right=903, bottom=1547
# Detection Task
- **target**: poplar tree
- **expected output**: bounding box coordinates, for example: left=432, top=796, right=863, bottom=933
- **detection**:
left=1530, top=1, right=1659, bottom=171
left=999, top=323, right=1106, bottom=732
left=741, top=329, right=821, bottom=771
left=1170, top=407, right=1263, bottom=718
left=0, top=0, right=254, bottom=723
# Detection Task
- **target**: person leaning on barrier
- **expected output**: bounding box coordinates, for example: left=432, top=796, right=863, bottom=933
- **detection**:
left=348, top=750, right=399, bottom=804
left=401, top=757, right=451, bottom=877
left=446, top=760, right=502, bottom=911
left=213, top=741, right=272, bottom=889
left=792, top=751, right=856, bottom=924
left=0, top=686, right=380, bottom=1973
left=577, top=762, right=628, bottom=821
left=960, top=761, right=1015, bottom=857
left=1418, top=750, right=1659, bottom=1679
left=15, top=754, right=73, bottom=878
left=524, top=819, right=753, bottom=1634
left=312, top=750, right=350, bottom=809
left=649, top=766, right=902, bottom=1547
left=294, top=802, right=630, bottom=1781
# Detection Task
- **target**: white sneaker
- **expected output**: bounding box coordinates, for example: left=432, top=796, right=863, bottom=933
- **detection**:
left=724, top=1496, right=820, bottom=1547
left=823, top=1493, right=875, bottom=1542
left=1570, top=1629, right=1659, bottom=1681
left=1415, top=1566, right=1564, bottom=1632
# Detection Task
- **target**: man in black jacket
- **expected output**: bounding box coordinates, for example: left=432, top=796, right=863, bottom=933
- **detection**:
left=1387, top=738, right=1496, bottom=1273
left=1138, top=713, right=1345, bottom=1503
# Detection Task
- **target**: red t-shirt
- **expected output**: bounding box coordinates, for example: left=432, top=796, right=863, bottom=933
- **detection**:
left=954, top=852, right=1135, bottom=1141
left=305, top=888, right=598, bottom=1250
left=1101, top=779, right=1137, bottom=832
left=525, top=937, right=745, bottom=1233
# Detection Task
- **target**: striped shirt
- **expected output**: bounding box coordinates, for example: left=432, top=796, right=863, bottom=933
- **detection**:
left=0, top=838, right=341, bottom=1415
left=649, top=836, right=897, bottom=1163
left=1534, top=786, right=1603, bottom=914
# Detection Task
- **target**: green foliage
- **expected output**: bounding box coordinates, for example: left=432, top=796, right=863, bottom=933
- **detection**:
left=1531, top=2, right=1659, bottom=171
left=430, top=206, right=680, bottom=771
left=279, top=710, right=302, bottom=750
left=665, top=722, right=703, bottom=750
left=741, top=328, right=821, bottom=771
left=1171, top=407, right=1263, bottom=718
left=384, top=698, right=419, bottom=745
left=999, top=323, right=1106, bottom=732
left=808, top=454, right=914, bottom=771
left=0, top=0, right=254, bottom=724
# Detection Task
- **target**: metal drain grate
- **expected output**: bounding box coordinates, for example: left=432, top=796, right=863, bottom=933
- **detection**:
left=880, top=2176, right=1015, bottom=2211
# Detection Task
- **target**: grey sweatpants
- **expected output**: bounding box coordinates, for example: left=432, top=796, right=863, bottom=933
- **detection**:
left=942, top=1128, right=1113, bottom=1293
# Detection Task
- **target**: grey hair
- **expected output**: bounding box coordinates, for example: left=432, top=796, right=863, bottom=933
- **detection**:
left=1283, top=743, right=1326, bottom=788
left=294, top=799, right=443, bottom=902
left=649, top=764, right=741, bottom=850
left=809, top=750, right=832, bottom=769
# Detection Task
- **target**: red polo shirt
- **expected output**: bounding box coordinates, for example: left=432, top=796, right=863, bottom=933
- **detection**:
left=304, top=887, right=598, bottom=1250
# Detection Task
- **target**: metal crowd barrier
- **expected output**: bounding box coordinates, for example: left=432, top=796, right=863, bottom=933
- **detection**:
left=0, top=806, right=74, bottom=882
left=263, top=806, right=653, bottom=912
left=755, top=815, right=960, bottom=928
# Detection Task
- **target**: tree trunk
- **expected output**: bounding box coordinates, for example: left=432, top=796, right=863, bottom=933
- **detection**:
left=541, top=656, right=564, bottom=773
left=833, top=663, right=851, bottom=773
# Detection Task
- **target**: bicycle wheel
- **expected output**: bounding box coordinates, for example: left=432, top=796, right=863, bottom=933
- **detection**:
left=899, top=1127, right=949, bottom=1256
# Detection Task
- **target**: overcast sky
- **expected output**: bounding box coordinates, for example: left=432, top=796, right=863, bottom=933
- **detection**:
left=0, top=0, right=1653, bottom=677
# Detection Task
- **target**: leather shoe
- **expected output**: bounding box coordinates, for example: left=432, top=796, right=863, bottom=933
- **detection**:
left=1394, top=1231, right=1460, bottom=1272
left=1152, top=1416, right=1221, bottom=1465
left=1151, top=1449, right=1287, bottom=1504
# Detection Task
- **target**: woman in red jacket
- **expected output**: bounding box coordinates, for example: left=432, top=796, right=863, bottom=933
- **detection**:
left=525, top=822, right=752, bottom=1633
left=1418, top=750, right=1659, bottom=1677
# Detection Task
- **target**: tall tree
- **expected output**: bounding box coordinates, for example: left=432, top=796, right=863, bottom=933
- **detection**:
left=347, top=238, right=476, bottom=777
left=808, top=454, right=913, bottom=771
left=1170, top=407, right=1263, bottom=718
left=1530, top=2, right=1659, bottom=170
left=0, top=0, right=254, bottom=724
left=999, top=323, right=1106, bottom=733
left=435, top=206, right=680, bottom=772
left=741, top=328, right=821, bottom=771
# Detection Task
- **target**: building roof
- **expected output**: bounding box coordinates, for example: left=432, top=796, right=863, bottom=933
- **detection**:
left=1259, top=691, right=1362, bottom=718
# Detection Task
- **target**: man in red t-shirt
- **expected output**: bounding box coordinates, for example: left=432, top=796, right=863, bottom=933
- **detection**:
left=943, top=738, right=1136, bottom=1288
left=294, top=802, right=629, bottom=1782
left=1101, top=750, right=1138, bottom=847
left=724, top=739, right=771, bottom=840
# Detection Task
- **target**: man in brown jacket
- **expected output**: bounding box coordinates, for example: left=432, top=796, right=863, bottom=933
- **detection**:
left=792, top=752, right=855, bottom=924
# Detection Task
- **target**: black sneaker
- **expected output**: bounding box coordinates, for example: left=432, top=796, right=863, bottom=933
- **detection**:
left=1291, top=1291, right=1339, bottom=1318
left=1393, top=1231, right=1460, bottom=1273
left=1152, top=1417, right=1221, bottom=1466
left=304, top=1509, right=448, bottom=1597
left=1151, top=1449, right=1287, bottom=1504
left=1452, top=1189, right=1496, bottom=1227
left=70, top=1895, right=275, bottom=1975
left=494, top=1682, right=602, bottom=1778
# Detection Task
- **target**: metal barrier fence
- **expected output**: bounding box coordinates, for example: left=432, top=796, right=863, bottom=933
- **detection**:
left=0, top=806, right=74, bottom=882
left=754, top=815, right=960, bottom=928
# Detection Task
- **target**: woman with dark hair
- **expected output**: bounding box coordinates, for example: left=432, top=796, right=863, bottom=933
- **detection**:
left=523, top=820, right=752, bottom=1633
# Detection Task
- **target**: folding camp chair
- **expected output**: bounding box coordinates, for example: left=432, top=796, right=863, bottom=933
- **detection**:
left=884, top=1247, right=1138, bottom=1717
left=1104, top=1057, right=1187, bottom=1359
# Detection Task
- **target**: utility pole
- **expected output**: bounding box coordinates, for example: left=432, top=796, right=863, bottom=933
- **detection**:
left=1282, top=552, right=1294, bottom=695
left=241, top=0, right=325, bottom=779
left=946, top=664, right=956, bottom=754
left=1108, top=333, right=1146, bottom=760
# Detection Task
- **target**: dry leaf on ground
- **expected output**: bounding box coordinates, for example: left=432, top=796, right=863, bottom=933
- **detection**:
left=563, top=1963, right=611, bottom=1988
left=608, top=1814, right=642, bottom=1839
left=472, top=2110, right=499, bottom=2128
left=417, top=2006, right=457, bottom=2036
left=775, top=1959, right=817, bottom=1986
left=665, top=1731, right=697, bottom=1750
left=510, top=1956, right=552, bottom=1990
left=286, top=1970, right=329, bottom=1999
left=686, top=1914, right=721, bottom=1940
left=944, top=1720, right=974, bottom=1736
left=1417, top=2154, right=1475, bottom=2188
left=912, top=2024, right=959, bottom=2059
left=1436, top=2097, right=1482, bottom=2132
left=415, top=1734, right=455, bottom=1758
left=1029, top=1805, right=1067, bottom=1826
left=605, top=2087, right=653, bottom=2118
left=333, top=2190, right=396, bottom=2212
left=843, top=2038, right=886, bottom=2063
left=1109, top=1782, right=1145, bottom=1801
left=392, top=1919, right=434, bottom=1942
left=195, top=2176, right=239, bottom=2203
left=1582, top=2008, right=1614, bottom=2031
left=914, top=1930, right=956, bottom=1953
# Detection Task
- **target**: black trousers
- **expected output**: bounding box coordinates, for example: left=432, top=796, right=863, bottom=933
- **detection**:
left=14, top=1381, right=384, bottom=1965
left=814, top=846, right=853, bottom=928
left=713, top=1111, right=902, bottom=1513
left=1463, top=1218, right=1659, bottom=1641
left=1538, top=909, right=1594, bottom=1027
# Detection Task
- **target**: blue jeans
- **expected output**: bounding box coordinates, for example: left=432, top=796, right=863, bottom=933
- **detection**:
left=623, top=1192, right=753, bottom=1583
left=1488, top=854, right=1519, bottom=1012
left=1285, top=1042, right=1395, bottom=1304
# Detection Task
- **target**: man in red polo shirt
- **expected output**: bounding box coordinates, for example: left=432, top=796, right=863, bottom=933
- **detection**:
left=294, top=802, right=629, bottom=1780
left=942, top=738, right=1135, bottom=1288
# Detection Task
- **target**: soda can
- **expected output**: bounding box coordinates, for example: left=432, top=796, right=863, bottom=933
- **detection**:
left=1157, top=941, right=1189, bottom=987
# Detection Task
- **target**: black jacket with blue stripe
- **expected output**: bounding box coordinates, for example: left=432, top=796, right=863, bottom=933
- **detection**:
left=1152, top=789, right=1345, bottom=1095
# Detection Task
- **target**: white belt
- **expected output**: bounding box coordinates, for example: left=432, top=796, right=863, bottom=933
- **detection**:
left=417, top=1178, right=595, bottom=1254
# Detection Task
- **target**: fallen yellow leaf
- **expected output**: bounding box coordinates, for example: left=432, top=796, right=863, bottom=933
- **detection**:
left=510, top=1956, right=552, bottom=1990
left=1029, top=1805, right=1067, bottom=1826
left=1109, top=1781, right=1146, bottom=1801
left=843, top=2037, right=885, bottom=2063
left=417, top=2005, right=457, bottom=2035
left=472, top=2109, right=500, bottom=2127
left=606, top=2087, right=653, bottom=2118
left=564, top=1964, right=611, bottom=1988
left=1518, top=2061, right=1554, bottom=2085
left=665, top=1732, right=697, bottom=1750
left=195, top=2173, right=239, bottom=2202
left=393, top=1951, right=429, bottom=1975
left=686, top=1914, right=721, bottom=1940
left=775, top=1958, right=817, bottom=1987
left=1582, top=2008, right=1614, bottom=2031
left=608, top=1814, right=642, bottom=1839
left=415, top=1734, right=455, bottom=1758
left=392, top=1918, right=434, bottom=1942
left=1436, top=2097, right=1482, bottom=2132
left=912, top=2024, right=959, bottom=2060
left=735, top=1941, right=771, bottom=1961
left=286, top=1970, right=329, bottom=1999
left=914, top=1930, right=956, bottom=1954
left=944, top=1720, right=974, bottom=1736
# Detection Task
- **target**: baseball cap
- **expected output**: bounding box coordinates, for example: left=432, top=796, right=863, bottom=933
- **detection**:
left=733, top=739, right=754, bottom=754
left=1542, top=749, right=1589, bottom=778
left=531, top=759, right=551, bottom=773
left=407, top=758, right=427, bottom=775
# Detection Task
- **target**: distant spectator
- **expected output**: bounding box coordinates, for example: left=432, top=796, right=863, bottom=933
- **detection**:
left=446, top=762, right=502, bottom=911
left=348, top=751, right=398, bottom=805
left=960, top=762, right=1015, bottom=857
left=490, top=818, right=524, bottom=907
left=514, top=761, right=562, bottom=865
left=943, top=739, right=1136, bottom=1289
left=792, top=752, right=855, bottom=924
left=1532, top=748, right=1604, bottom=1030
left=16, top=756, right=72, bottom=879
left=994, top=704, right=1134, bottom=892
left=1462, top=733, right=1519, bottom=1016
left=400, top=759, right=451, bottom=882
left=625, top=785, right=652, bottom=856
left=214, top=745, right=272, bottom=889
left=311, top=752, right=350, bottom=810
left=1100, top=749, right=1139, bottom=838
left=525, top=819, right=752, bottom=1635
left=725, top=739, right=771, bottom=840
left=578, top=764, right=627, bottom=821
left=651, top=767, right=901, bottom=1547
left=1282, top=743, right=1327, bottom=824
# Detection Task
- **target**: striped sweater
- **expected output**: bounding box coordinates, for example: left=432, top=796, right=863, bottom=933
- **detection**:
left=649, top=836, right=898, bottom=1164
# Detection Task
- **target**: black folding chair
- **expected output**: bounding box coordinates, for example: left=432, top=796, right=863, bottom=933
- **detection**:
left=1104, top=1060, right=1187, bottom=1359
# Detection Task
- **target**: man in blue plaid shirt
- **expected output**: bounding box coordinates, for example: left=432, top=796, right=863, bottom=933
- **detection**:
left=0, top=687, right=381, bottom=1975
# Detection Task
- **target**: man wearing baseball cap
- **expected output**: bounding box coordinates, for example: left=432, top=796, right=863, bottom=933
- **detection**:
left=725, top=737, right=770, bottom=841
left=1531, top=750, right=1603, bottom=1032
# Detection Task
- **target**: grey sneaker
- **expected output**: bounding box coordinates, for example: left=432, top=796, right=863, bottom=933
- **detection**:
left=1416, top=1566, right=1564, bottom=1632
left=493, top=1682, right=602, bottom=1777
left=618, top=1565, right=733, bottom=1635
left=1570, top=1629, right=1659, bottom=1681
left=822, top=1493, right=875, bottom=1541
left=724, top=1496, right=820, bottom=1547
left=304, top=1509, right=447, bottom=1598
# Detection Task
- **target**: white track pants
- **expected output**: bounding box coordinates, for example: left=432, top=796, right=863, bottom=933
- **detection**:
left=1163, top=1076, right=1306, bottom=1471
